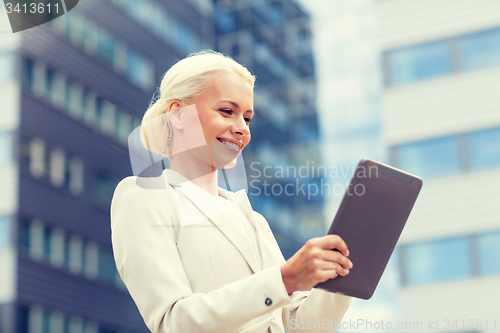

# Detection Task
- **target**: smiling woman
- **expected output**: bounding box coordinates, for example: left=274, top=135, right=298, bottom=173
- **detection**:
left=111, top=50, right=352, bottom=333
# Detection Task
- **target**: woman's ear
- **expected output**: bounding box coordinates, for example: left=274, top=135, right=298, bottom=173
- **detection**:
left=168, top=100, right=184, bottom=130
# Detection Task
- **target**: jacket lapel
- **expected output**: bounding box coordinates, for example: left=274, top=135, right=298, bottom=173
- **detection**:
left=163, top=170, right=262, bottom=273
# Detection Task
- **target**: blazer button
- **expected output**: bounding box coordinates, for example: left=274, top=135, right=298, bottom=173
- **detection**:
left=265, top=298, right=272, bottom=306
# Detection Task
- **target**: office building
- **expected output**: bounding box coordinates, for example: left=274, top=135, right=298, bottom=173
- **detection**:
left=378, top=0, right=500, bottom=331
left=0, top=0, right=213, bottom=332
left=1, top=0, right=322, bottom=331
left=214, top=0, right=323, bottom=258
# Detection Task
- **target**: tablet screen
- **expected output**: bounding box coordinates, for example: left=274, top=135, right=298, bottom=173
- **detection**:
left=314, top=159, right=422, bottom=299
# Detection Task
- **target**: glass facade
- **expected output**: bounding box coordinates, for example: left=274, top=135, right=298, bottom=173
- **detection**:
left=109, top=0, right=206, bottom=53
left=477, top=231, right=500, bottom=275
left=93, top=172, right=121, bottom=207
left=52, top=10, right=154, bottom=90
left=393, top=125, right=500, bottom=178
left=402, top=229, right=500, bottom=285
left=4, top=0, right=321, bottom=331
left=458, top=28, right=500, bottom=71
left=385, top=26, right=500, bottom=86
left=215, top=0, right=321, bottom=257
left=22, top=56, right=140, bottom=146
left=403, top=237, right=473, bottom=285
left=395, top=136, right=462, bottom=177
left=387, top=41, right=452, bottom=85
left=17, top=218, right=120, bottom=287
left=467, top=127, right=500, bottom=170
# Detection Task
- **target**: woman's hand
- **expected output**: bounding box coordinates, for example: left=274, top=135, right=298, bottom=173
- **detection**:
left=280, top=235, right=353, bottom=295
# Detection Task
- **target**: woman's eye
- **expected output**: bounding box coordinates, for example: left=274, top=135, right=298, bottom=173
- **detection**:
left=245, top=117, right=253, bottom=124
left=219, top=109, right=233, bottom=115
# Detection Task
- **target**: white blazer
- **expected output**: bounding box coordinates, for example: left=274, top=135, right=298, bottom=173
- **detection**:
left=110, top=169, right=351, bottom=333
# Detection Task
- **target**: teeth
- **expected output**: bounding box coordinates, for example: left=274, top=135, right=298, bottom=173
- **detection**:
left=219, top=139, right=240, bottom=151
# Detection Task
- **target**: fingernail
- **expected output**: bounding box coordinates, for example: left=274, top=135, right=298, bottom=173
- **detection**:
left=344, top=269, right=350, bottom=274
left=349, top=261, right=353, bottom=268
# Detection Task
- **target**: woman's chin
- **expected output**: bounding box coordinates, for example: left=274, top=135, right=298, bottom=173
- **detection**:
left=210, top=142, right=240, bottom=169
left=212, top=153, right=238, bottom=169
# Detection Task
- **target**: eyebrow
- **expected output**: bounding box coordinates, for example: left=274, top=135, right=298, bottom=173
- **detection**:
left=219, top=100, right=254, bottom=115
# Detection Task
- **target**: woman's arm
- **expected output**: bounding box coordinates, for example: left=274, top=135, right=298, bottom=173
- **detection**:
left=253, top=212, right=353, bottom=333
left=111, top=177, right=293, bottom=333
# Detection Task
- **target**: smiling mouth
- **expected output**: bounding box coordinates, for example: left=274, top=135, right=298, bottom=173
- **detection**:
left=217, top=138, right=241, bottom=152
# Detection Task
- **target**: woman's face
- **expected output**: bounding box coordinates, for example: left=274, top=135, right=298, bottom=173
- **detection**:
left=181, top=70, right=254, bottom=169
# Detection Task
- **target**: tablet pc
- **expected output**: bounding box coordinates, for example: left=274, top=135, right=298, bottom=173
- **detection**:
left=314, top=158, right=422, bottom=300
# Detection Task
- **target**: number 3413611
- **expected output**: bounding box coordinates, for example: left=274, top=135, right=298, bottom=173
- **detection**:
left=5, top=2, right=60, bottom=14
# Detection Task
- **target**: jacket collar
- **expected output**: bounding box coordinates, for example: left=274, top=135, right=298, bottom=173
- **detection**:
left=162, top=169, right=262, bottom=273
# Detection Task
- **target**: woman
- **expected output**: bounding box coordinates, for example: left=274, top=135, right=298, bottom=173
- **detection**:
left=111, top=50, right=353, bottom=333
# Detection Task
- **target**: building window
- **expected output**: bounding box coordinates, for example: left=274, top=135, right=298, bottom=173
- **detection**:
left=467, top=127, right=500, bottom=170
left=110, top=0, right=203, bottom=53
left=266, top=2, right=284, bottom=25
left=53, top=11, right=154, bottom=90
left=215, top=9, right=238, bottom=33
left=386, top=27, right=500, bottom=86
left=23, top=56, right=139, bottom=147
left=68, top=157, right=84, bottom=195
left=49, top=228, right=65, bottom=267
left=65, top=315, right=85, bottom=333
left=49, top=148, right=66, bottom=188
left=42, top=225, right=52, bottom=259
left=17, top=306, right=30, bottom=333
left=65, top=80, right=84, bottom=119
left=29, top=138, right=48, bottom=178
left=29, top=219, right=44, bottom=260
left=96, top=30, right=119, bottom=68
left=22, top=57, right=34, bottom=86
left=93, top=173, right=120, bottom=207
left=98, top=247, right=117, bottom=283
left=403, top=237, right=473, bottom=285
left=32, top=61, right=47, bottom=98
left=52, top=72, right=66, bottom=108
left=292, top=114, right=319, bottom=143
left=82, top=88, right=96, bottom=125
left=83, top=240, right=99, bottom=279
left=67, top=235, right=83, bottom=274
left=100, top=101, right=116, bottom=135
left=393, top=126, right=500, bottom=178
left=394, top=136, right=462, bottom=177
left=45, top=68, right=55, bottom=102
left=0, top=216, right=9, bottom=250
left=115, top=111, right=132, bottom=144
left=83, top=321, right=98, bottom=333
left=19, top=219, right=31, bottom=250
left=24, top=136, right=85, bottom=194
left=477, top=231, right=500, bottom=275
left=458, top=28, right=500, bottom=71
left=386, top=40, right=452, bottom=86
left=126, top=49, right=154, bottom=90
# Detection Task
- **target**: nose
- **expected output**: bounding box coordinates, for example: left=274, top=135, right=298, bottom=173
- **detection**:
left=231, top=116, right=250, bottom=136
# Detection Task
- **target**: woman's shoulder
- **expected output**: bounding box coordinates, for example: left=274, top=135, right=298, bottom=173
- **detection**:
left=113, top=173, right=173, bottom=205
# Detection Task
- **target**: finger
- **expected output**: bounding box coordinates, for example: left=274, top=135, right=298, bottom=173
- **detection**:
left=322, top=235, right=349, bottom=257
left=316, top=259, right=350, bottom=276
left=322, top=250, right=353, bottom=270
left=319, top=265, right=349, bottom=281
left=316, top=268, right=339, bottom=283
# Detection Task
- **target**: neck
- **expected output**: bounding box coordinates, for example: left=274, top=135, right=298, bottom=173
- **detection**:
left=169, top=155, right=219, bottom=197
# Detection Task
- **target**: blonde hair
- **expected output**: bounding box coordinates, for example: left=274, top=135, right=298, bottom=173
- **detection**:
left=141, top=50, right=255, bottom=159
